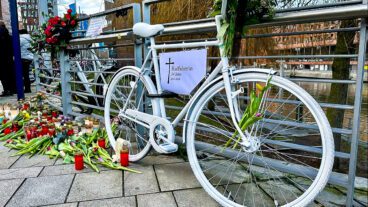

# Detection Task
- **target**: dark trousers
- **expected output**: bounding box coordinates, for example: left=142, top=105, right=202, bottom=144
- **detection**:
left=22, top=59, right=32, bottom=92
left=0, top=61, right=16, bottom=94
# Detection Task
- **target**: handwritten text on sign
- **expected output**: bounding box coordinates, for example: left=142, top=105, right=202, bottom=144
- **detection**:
left=85, top=17, right=106, bottom=37
left=159, top=49, right=207, bottom=95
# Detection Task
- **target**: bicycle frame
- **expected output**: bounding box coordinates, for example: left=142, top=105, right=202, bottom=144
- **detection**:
left=128, top=15, right=251, bottom=145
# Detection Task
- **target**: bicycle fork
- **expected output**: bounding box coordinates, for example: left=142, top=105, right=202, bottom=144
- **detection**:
left=221, top=58, right=252, bottom=148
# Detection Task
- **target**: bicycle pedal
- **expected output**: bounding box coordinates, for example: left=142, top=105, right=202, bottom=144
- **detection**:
left=159, top=143, right=178, bottom=154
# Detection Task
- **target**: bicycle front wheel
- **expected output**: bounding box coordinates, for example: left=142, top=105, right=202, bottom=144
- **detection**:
left=104, top=67, right=158, bottom=162
left=185, top=73, right=334, bottom=207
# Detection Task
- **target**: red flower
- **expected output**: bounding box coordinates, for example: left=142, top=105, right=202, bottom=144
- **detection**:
left=61, top=21, right=66, bottom=27
left=70, top=20, right=76, bottom=26
left=2, top=119, right=7, bottom=124
left=46, top=37, right=53, bottom=44
left=55, top=16, right=61, bottom=21
left=65, top=13, right=71, bottom=20
left=67, top=9, right=73, bottom=14
left=4, top=128, right=12, bottom=135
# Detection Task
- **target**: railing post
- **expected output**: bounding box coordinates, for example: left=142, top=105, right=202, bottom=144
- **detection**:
left=133, top=3, right=142, bottom=67
left=346, top=18, right=367, bottom=206
left=33, top=54, right=41, bottom=92
left=59, top=51, right=72, bottom=116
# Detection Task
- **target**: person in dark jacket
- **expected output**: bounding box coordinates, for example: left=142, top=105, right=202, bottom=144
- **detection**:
left=0, top=21, right=16, bottom=96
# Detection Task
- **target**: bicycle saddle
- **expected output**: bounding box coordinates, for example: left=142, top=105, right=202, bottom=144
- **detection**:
left=133, top=22, right=164, bottom=38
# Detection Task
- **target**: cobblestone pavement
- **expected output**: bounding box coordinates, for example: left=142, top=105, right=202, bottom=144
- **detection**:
left=0, top=141, right=367, bottom=207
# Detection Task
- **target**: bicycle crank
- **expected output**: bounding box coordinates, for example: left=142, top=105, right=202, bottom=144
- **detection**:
left=124, top=109, right=178, bottom=154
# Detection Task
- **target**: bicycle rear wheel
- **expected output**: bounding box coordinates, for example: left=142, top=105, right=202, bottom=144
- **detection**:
left=104, top=67, right=158, bottom=162
left=185, top=73, right=334, bottom=207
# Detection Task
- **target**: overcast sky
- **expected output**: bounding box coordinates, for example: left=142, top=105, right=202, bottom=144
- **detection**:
left=57, top=0, right=105, bottom=15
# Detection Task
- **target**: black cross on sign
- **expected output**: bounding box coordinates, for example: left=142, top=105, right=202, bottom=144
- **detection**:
left=165, top=58, right=175, bottom=84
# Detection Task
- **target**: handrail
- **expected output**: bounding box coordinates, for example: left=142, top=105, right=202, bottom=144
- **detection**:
left=77, top=3, right=140, bottom=21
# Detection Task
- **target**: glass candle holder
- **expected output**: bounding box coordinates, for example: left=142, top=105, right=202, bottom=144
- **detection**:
left=10, top=106, right=19, bottom=120
left=98, top=138, right=106, bottom=149
left=74, top=152, right=84, bottom=171
left=120, top=141, right=130, bottom=167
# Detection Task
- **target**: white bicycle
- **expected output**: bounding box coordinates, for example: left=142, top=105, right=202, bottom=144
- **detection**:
left=104, top=15, right=334, bottom=207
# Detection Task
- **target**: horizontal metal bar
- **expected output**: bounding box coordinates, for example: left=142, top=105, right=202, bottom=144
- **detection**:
left=143, top=0, right=170, bottom=6
left=45, top=100, right=63, bottom=112
left=275, top=0, right=363, bottom=13
left=77, top=3, right=138, bottom=21
left=70, top=58, right=133, bottom=61
left=69, top=80, right=105, bottom=87
left=71, top=101, right=104, bottom=111
left=69, top=31, right=131, bottom=45
left=68, top=111, right=104, bottom=122
left=179, top=122, right=350, bottom=159
left=288, top=78, right=356, bottom=84
left=70, top=90, right=105, bottom=99
left=192, top=139, right=349, bottom=187
left=153, top=40, right=219, bottom=50
left=269, top=4, right=368, bottom=26
left=68, top=70, right=116, bottom=74
left=38, top=82, right=57, bottom=88
left=38, top=68, right=59, bottom=71
left=39, top=90, right=62, bottom=100
left=39, top=75, right=60, bottom=81
left=167, top=105, right=353, bottom=135
left=233, top=55, right=358, bottom=59
left=68, top=43, right=135, bottom=51
left=243, top=27, right=360, bottom=38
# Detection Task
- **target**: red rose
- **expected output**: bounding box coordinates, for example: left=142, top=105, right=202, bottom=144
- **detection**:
left=2, top=119, right=7, bottom=124
left=70, top=20, right=76, bottom=26
left=55, top=16, right=61, bottom=21
left=51, top=36, right=58, bottom=44
left=65, top=13, right=71, bottom=20
left=67, top=9, right=73, bottom=14
left=61, top=21, right=66, bottom=27
left=4, top=128, right=12, bottom=135
left=46, top=37, right=53, bottom=44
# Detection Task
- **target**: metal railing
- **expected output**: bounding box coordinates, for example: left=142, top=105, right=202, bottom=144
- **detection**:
left=33, top=1, right=368, bottom=206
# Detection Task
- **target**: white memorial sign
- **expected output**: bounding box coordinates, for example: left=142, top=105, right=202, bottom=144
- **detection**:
left=159, top=49, right=207, bottom=95
left=85, top=17, right=106, bottom=37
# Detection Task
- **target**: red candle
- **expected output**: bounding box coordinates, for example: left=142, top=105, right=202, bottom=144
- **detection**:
left=98, top=138, right=106, bottom=149
left=26, top=131, right=32, bottom=141
left=120, top=150, right=129, bottom=167
left=74, top=153, right=84, bottom=170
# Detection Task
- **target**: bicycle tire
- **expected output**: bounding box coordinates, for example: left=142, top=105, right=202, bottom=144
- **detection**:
left=184, top=72, right=334, bottom=207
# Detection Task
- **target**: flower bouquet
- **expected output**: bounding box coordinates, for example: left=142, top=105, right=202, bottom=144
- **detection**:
left=0, top=96, right=140, bottom=174
left=31, top=9, right=78, bottom=53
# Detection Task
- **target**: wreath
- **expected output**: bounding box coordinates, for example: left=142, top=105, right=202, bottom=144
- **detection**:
left=210, top=0, right=275, bottom=57
left=31, top=9, right=78, bottom=53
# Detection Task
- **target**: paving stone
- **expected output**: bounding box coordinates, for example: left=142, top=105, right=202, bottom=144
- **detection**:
left=54, top=158, right=66, bottom=165
left=0, top=148, right=20, bottom=169
left=0, top=179, right=24, bottom=207
left=11, top=154, right=57, bottom=168
left=0, top=167, right=43, bottom=180
left=7, top=174, right=74, bottom=207
left=138, top=155, right=185, bottom=166
left=124, top=164, right=159, bottom=196
left=40, top=164, right=93, bottom=176
left=314, top=186, right=347, bottom=207
left=79, top=196, right=136, bottom=207
left=67, top=170, right=122, bottom=202
left=224, top=183, right=274, bottom=206
left=43, top=203, right=78, bottom=207
left=259, top=180, right=303, bottom=206
left=155, top=162, right=201, bottom=191
left=173, top=188, right=220, bottom=207
left=137, top=192, right=176, bottom=207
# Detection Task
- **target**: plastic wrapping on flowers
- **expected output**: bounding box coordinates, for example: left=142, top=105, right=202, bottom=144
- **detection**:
left=0, top=93, right=140, bottom=174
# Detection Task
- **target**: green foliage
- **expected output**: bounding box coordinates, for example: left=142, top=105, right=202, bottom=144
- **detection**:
left=210, top=0, right=275, bottom=57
